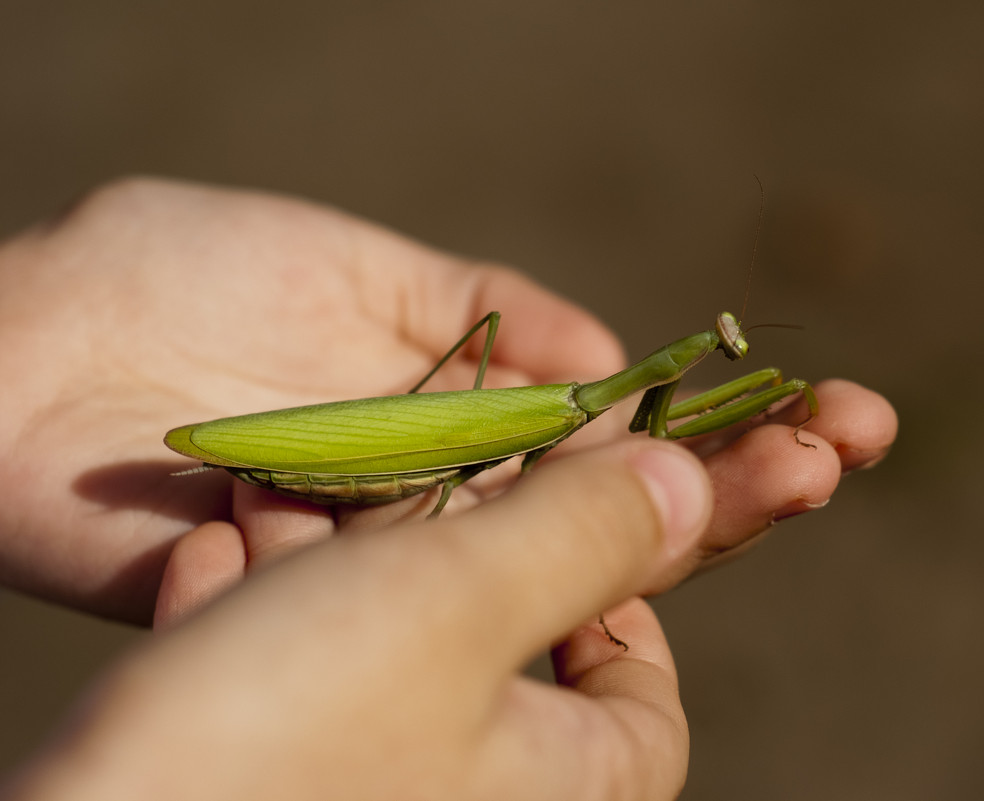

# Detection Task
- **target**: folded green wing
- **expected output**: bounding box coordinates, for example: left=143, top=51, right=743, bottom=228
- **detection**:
left=165, top=384, right=584, bottom=475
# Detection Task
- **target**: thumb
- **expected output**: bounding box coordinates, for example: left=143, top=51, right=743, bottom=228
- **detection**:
left=427, top=438, right=712, bottom=668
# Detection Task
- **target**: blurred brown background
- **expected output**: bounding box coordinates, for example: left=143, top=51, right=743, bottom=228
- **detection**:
left=1, top=2, right=980, bottom=798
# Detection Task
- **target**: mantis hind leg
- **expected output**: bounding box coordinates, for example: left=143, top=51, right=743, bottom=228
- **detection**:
left=408, top=311, right=501, bottom=393
left=427, top=480, right=458, bottom=519
left=425, top=456, right=513, bottom=518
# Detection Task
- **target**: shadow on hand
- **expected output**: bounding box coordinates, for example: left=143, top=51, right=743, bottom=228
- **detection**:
left=70, top=460, right=236, bottom=623
left=74, top=459, right=233, bottom=521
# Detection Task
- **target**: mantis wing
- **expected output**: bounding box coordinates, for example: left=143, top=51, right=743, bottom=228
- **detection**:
left=165, top=385, right=585, bottom=475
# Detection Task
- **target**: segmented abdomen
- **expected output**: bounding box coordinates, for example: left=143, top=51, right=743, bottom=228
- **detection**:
left=225, top=466, right=461, bottom=505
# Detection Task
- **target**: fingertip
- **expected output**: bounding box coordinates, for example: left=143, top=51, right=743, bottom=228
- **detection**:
left=797, top=379, right=899, bottom=471
left=153, top=521, right=246, bottom=630
left=553, top=598, right=675, bottom=686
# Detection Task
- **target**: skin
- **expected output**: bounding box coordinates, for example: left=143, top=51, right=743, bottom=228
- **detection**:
left=0, top=179, right=897, bottom=800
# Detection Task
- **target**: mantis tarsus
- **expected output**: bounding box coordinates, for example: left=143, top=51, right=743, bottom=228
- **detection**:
left=165, top=310, right=818, bottom=649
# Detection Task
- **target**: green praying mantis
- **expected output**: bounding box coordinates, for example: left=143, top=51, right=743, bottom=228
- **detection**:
left=165, top=309, right=818, bottom=517
left=165, top=307, right=819, bottom=647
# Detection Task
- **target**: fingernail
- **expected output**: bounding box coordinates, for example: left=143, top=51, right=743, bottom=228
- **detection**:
left=838, top=444, right=891, bottom=473
left=773, top=497, right=829, bottom=522
left=628, top=446, right=709, bottom=560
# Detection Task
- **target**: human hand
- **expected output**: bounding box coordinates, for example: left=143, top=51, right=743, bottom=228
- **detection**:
left=0, top=178, right=624, bottom=620
left=6, top=437, right=713, bottom=801
left=0, top=178, right=897, bottom=626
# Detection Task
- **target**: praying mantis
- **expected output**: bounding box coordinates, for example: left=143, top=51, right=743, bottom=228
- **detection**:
left=165, top=310, right=817, bottom=519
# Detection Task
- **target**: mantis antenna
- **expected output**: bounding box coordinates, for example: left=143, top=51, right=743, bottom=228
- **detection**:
left=740, top=173, right=767, bottom=325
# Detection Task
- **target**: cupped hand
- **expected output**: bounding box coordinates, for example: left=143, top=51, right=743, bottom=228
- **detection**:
left=0, top=178, right=623, bottom=620
left=0, top=178, right=897, bottom=626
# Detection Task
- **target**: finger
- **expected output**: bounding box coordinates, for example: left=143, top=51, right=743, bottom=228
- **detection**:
left=153, top=521, right=246, bottom=630
left=233, top=483, right=337, bottom=568
left=552, top=597, right=676, bottom=681
left=476, top=600, right=688, bottom=801
left=156, top=482, right=340, bottom=629
left=422, top=438, right=712, bottom=671
left=694, top=423, right=841, bottom=568
left=770, top=378, right=898, bottom=471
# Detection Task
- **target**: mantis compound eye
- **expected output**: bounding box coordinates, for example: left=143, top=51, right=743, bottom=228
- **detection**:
left=716, top=312, right=750, bottom=361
